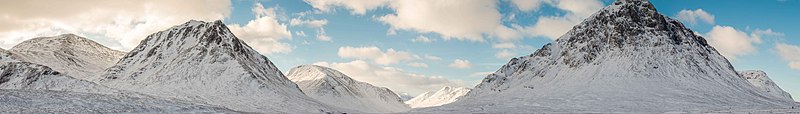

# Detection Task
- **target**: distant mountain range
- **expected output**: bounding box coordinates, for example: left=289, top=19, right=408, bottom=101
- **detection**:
left=0, top=0, right=797, bottom=113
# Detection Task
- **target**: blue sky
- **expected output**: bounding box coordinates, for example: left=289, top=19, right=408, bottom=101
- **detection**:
left=0, top=0, right=796, bottom=99
left=218, top=0, right=800, bottom=98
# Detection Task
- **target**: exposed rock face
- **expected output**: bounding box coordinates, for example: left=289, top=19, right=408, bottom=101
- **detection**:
left=97, top=20, right=338, bottom=113
left=417, top=0, right=796, bottom=113
left=287, top=65, right=410, bottom=113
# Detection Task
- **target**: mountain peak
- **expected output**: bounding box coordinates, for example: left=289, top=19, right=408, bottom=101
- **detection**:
left=9, top=34, right=125, bottom=79
left=13, top=33, right=104, bottom=50
left=405, top=86, right=471, bottom=108
left=97, top=20, right=335, bottom=113
left=288, top=65, right=349, bottom=82
left=737, top=70, right=794, bottom=100
left=286, top=65, right=411, bottom=113
left=422, top=0, right=797, bottom=112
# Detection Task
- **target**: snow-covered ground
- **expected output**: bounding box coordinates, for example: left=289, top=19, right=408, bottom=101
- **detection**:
left=0, top=89, right=239, bottom=113
left=287, top=65, right=410, bottom=113
left=0, top=62, right=120, bottom=94
left=405, top=86, right=470, bottom=108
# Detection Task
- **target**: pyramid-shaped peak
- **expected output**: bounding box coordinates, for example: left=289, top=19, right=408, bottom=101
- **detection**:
left=180, top=20, right=224, bottom=27
left=609, top=0, right=656, bottom=11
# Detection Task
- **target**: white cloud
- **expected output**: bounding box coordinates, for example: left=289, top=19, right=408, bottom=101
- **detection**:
left=775, top=43, right=800, bottom=70
left=517, top=0, right=604, bottom=40
left=289, top=17, right=331, bottom=42
left=290, top=18, right=328, bottom=29
left=317, top=34, right=332, bottom=41
left=315, top=28, right=332, bottom=41
left=337, top=46, right=419, bottom=65
left=423, top=55, right=442, bottom=61
left=492, top=42, right=517, bottom=49
left=449, top=59, right=473, bottom=69
left=407, top=62, right=429, bottom=68
left=295, top=31, right=307, bottom=37
left=509, top=0, right=553, bottom=12
left=228, top=3, right=293, bottom=55
left=495, top=49, right=516, bottom=59
left=0, top=0, right=230, bottom=50
left=314, top=60, right=468, bottom=95
left=379, top=0, right=520, bottom=42
left=676, top=9, right=715, bottom=25
left=705, top=26, right=768, bottom=60
left=411, top=36, right=433, bottom=43
left=753, top=28, right=785, bottom=39
left=303, top=0, right=389, bottom=15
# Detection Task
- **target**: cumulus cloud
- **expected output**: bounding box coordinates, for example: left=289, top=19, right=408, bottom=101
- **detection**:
left=775, top=43, right=800, bottom=70
left=314, top=60, right=469, bottom=95
left=705, top=26, right=757, bottom=59
left=516, top=0, right=605, bottom=40
left=379, top=0, right=521, bottom=42
left=704, top=26, right=778, bottom=60
left=289, top=17, right=330, bottom=41
left=411, top=36, right=433, bottom=43
left=303, top=0, right=389, bottom=15
left=337, top=46, right=419, bottom=65
left=423, top=55, right=442, bottom=61
left=676, top=9, right=715, bottom=25
left=228, top=3, right=294, bottom=55
left=0, top=0, right=231, bottom=50
left=449, top=59, right=473, bottom=69
left=290, top=18, right=328, bottom=29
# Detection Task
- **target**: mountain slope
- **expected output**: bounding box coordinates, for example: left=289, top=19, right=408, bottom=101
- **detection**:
left=0, top=48, right=20, bottom=62
left=405, top=86, right=470, bottom=108
left=96, top=20, right=337, bottom=113
left=9, top=34, right=125, bottom=80
left=738, top=70, right=794, bottom=101
left=0, top=89, right=238, bottom=113
left=286, top=65, right=410, bottom=113
left=417, top=0, right=796, bottom=113
left=0, top=62, right=120, bottom=94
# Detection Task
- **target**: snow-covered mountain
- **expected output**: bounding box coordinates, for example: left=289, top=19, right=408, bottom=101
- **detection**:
left=9, top=34, right=125, bottom=80
left=286, top=65, right=410, bottom=113
left=417, top=0, right=796, bottom=113
left=397, top=92, right=415, bottom=101
left=0, top=62, right=120, bottom=94
left=738, top=70, right=794, bottom=101
left=0, top=48, right=21, bottom=62
left=0, top=89, right=238, bottom=113
left=95, top=20, right=338, bottom=113
left=405, top=86, right=470, bottom=108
